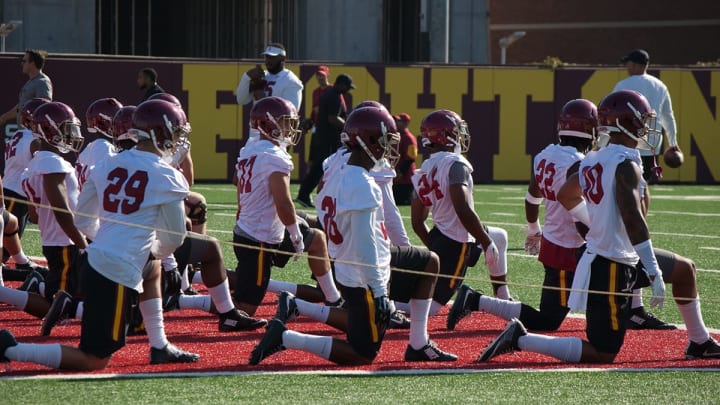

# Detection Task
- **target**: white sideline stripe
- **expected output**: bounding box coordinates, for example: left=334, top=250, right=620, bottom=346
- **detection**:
left=651, top=210, right=720, bottom=217
left=510, top=252, right=720, bottom=274
left=700, top=247, right=720, bottom=251
left=490, top=212, right=517, bottom=217
left=654, top=232, right=720, bottom=239
left=4, top=366, right=720, bottom=381
left=652, top=195, right=720, bottom=202
left=192, top=186, right=235, bottom=192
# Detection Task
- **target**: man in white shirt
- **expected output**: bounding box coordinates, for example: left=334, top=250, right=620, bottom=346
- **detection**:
left=612, top=49, right=679, bottom=183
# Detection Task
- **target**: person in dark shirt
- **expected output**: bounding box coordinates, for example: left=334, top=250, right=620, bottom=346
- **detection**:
left=137, top=68, right=165, bottom=102
left=295, top=74, right=355, bottom=208
left=392, top=113, right=417, bottom=205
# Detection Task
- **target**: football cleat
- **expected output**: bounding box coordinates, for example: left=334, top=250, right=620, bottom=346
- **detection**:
left=150, top=343, right=200, bottom=364
left=15, top=261, right=50, bottom=278
left=219, top=309, right=268, bottom=332
left=477, top=318, right=527, bottom=362
left=163, top=292, right=181, bottom=312
left=40, top=290, right=74, bottom=336
left=18, top=270, right=44, bottom=295
left=628, top=308, right=677, bottom=330
left=447, top=284, right=477, bottom=330
left=249, top=319, right=287, bottom=365
left=184, top=286, right=199, bottom=296
left=404, top=340, right=458, bottom=362
left=0, top=329, right=18, bottom=363
left=388, top=310, right=411, bottom=329
left=325, top=297, right=346, bottom=308
left=276, top=291, right=299, bottom=323
left=685, top=338, right=720, bottom=360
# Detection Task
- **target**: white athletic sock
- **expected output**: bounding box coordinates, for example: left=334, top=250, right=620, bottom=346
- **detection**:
left=518, top=333, right=583, bottom=362
left=179, top=294, right=212, bottom=312
left=295, top=298, right=330, bottom=323
left=429, top=300, right=444, bottom=316
left=5, top=343, right=62, bottom=368
left=0, top=286, right=29, bottom=309
left=478, top=295, right=522, bottom=320
left=192, top=271, right=203, bottom=284
left=139, top=298, right=169, bottom=349
left=678, top=298, right=711, bottom=344
left=495, top=285, right=511, bottom=300
left=409, top=299, right=431, bottom=350
left=267, top=279, right=298, bottom=295
left=207, top=279, right=235, bottom=314
left=75, top=301, right=84, bottom=319
left=181, top=265, right=191, bottom=291
left=315, top=272, right=341, bottom=302
left=0, top=269, right=3, bottom=287
left=12, top=252, right=29, bottom=265
left=282, top=330, right=332, bottom=359
left=631, top=289, right=643, bottom=309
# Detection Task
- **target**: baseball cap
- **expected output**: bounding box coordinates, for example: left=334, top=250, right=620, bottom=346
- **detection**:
left=316, top=65, right=330, bottom=76
left=621, top=49, right=649, bottom=65
left=334, top=74, right=356, bottom=89
left=261, top=44, right=286, bottom=57
left=393, top=113, right=411, bottom=122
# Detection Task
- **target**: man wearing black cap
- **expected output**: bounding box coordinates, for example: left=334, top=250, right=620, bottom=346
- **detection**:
left=612, top=49, right=678, bottom=182
left=295, top=74, right=355, bottom=207
left=236, top=43, right=304, bottom=139
left=612, top=49, right=678, bottom=331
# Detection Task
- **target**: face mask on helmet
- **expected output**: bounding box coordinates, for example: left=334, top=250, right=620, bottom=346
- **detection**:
left=600, top=101, right=659, bottom=151
left=39, top=114, right=84, bottom=154
left=382, top=131, right=401, bottom=167
left=355, top=121, right=400, bottom=171
left=87, top=112, right=115, bottom=138
left=261, top=112, right=300, bottom=147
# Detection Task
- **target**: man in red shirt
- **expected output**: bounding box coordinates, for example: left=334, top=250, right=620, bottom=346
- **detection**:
left=392, top=113, right=417, bottom=205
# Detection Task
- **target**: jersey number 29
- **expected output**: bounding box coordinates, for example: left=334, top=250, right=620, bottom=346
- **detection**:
left=103, top=168, right=149, bottom=214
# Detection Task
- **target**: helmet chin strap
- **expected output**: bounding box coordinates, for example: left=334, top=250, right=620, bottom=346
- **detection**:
left=356, top=137, right=383, bottom=170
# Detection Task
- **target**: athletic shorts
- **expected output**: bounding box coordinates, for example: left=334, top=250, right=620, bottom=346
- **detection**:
left=389, top=245, right=433, bottom=303
left=273, top=216, right=316, bottom=268
left=78, top=255, right=137, bottom=359
left=173, top=232, right=211, bottom=271
left=585, top=255, right=639, bottom=354
left=340, top=283, right=388, bottom=361
left=42, top=245, right=82, bottom=301
left=3, top=188, right=29, bottom=236
left=427, top=227, right=476, bottom=305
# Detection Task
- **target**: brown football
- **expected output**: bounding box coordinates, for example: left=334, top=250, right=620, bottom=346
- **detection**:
left=663, top=147, right=684, bottom=168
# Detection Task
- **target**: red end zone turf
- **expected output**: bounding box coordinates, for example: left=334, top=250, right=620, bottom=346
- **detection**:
left=1, top=282, right=718, bottom=377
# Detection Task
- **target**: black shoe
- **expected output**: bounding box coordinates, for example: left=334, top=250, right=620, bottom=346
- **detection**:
left=276, top=291, right=299, bottom=323
left=249, top=319, right=287, bottom=365
left=18, top=270, right=44, bottom=295
left=325, top=297, right=346, bottom=308
left=388, top=310, right=411, bottom=329
left=163, top=292, right=181, bottom=312
left=293, top=197, right=313, bottom=209
left=150, top=343, right=200, bottom=364
left=477, top=318, right=527, bottom=362
left=629, top=308, right=677, bottom=330
left=685, top=338, right=720, bottom=360
left=219, top=309, right=268, bottom=332
left=184, top=286, right=199, bottom=296
left=15, top=261, right=50, bottom=277
left=405, top=340, right=458, bottom=362
left=0, top=329, right=18, bottom=363
left=447, top=284, right=476, bottom=330
left=40, top=290, right=73, bottom=336
left=127, top=322, right=147, bottom=336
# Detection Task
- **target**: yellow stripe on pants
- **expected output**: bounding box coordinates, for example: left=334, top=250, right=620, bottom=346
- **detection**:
left=608, top=263, right=619, bottom=331
left=112, top=284, right=125, bottom=341
left=449, top=243, right=468, bottom=289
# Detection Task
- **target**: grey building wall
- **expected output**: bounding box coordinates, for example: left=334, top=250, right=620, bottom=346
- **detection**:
left=2, top=0, right=95, bottom=53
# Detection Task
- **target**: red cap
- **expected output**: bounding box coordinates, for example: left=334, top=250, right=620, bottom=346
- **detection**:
left=316, top=65, right=330, bottom=76
left=393, top=113, right=411, bottom=122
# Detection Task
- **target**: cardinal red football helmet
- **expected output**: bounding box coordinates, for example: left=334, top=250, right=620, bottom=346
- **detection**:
left=342, top=106, right=400, bottom=166
left=111, top=105, right=137, bottom=147
left=130, top=100, right=190, bottom=158
left=148, top=92, right=182, bottom=108
left=86, top=97, right=123, bottom=138
left=597, top=90, right=658, bottom=149
left=250, top=96, right=300, bottom=146
left=32, top=102, right=84, bottom=153
left=558, top=99, right=598, bottom=140
left=353, top=100, right=388, bottom=113
left=19, top=97, right=50, bottom=131
left=420, top=109, right=469, bottom=153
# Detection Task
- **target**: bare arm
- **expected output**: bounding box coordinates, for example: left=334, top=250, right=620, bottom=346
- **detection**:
left=558, top=171, right=589, bottom=237
left=615, top=160, right=650, bottom=244
left=0, top=104, right=18, bottom=126
left=525, top=175, right=542, bottom=224
left=269, top=171, right=297, bottom=226
left=449, top=183, right=492, bottom=248
left=180, top=150, right=194, bottom=186
left=42, top=173, right=87, bottom=249
left=410, top=192, right=431, bottom=247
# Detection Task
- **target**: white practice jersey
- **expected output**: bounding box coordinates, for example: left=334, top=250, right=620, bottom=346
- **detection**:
left=533, top=144, right=585, bottom=249
left=4, top=129, right=35, bottom=194
left=76, top=138, right=116, bottom=189
left=235, top=139, right=293, bottom=244
left=322, top=149, right=410, bottom=247
left=412, top=151, right=474, bottom=243
left=21, top=151, right=79, bottom=246
left=316, top=163, right=391, bottom=297
left=580, top=144, right=644, bottom=265
left=75, top=149, right=189, bottom=292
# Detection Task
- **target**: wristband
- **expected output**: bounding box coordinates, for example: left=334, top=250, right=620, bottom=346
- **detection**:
left=525, top=191, right=544, bottom=205
left=633, top=239, right=662, bottom=277
left=568, top=200, right=590, bottom=227
left=286, top=223, right=302, bottom=240
left=527, top=221, right=541, bottom=235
